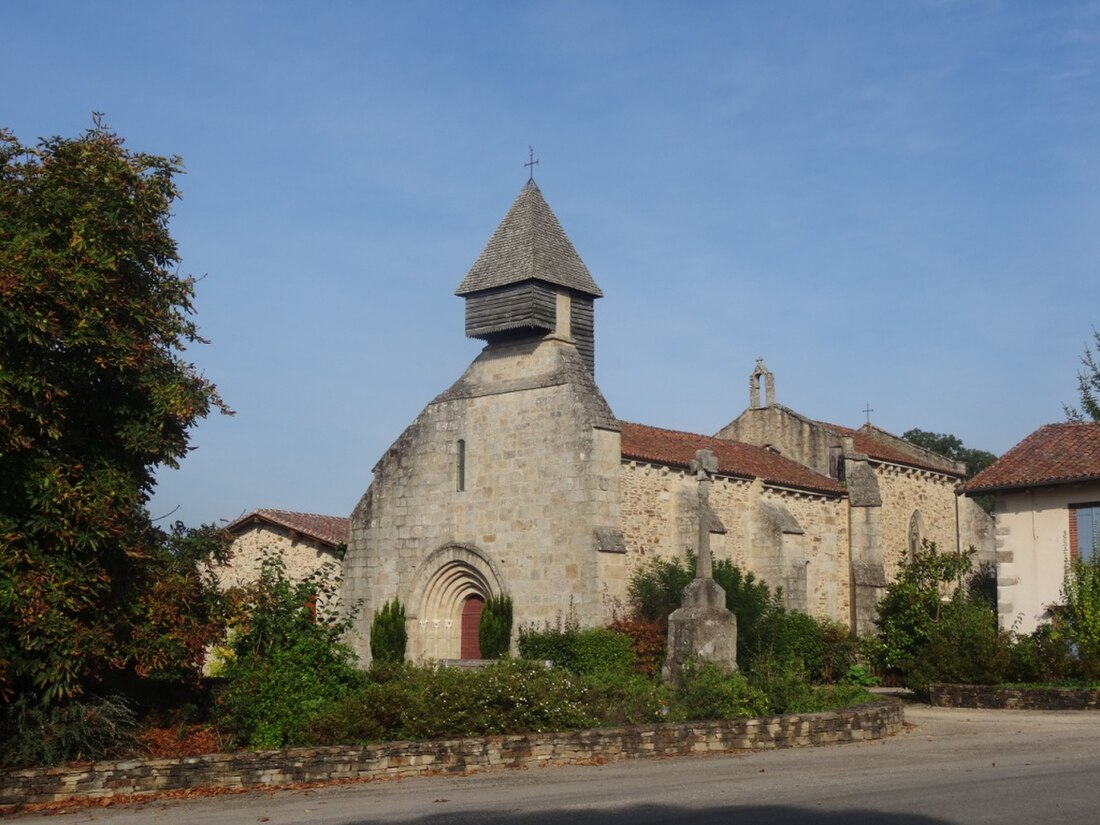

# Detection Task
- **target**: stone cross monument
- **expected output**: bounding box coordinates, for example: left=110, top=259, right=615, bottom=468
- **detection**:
left=662, top=449, right=738, bottom=682
left=692, top=448, right=718, bottom=579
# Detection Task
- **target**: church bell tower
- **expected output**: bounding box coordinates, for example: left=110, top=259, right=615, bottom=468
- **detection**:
left=454, top=180, right=602, bottom=374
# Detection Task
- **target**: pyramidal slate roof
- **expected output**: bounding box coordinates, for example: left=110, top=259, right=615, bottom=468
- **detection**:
left=455, top=180, right=602, bottom=298
left=958, top=422, right=1100, bottom=494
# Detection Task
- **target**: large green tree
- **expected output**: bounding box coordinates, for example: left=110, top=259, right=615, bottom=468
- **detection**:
left=0, top=119, right=229, bottom=702
left=1065, top=328, right=1100, bottom=422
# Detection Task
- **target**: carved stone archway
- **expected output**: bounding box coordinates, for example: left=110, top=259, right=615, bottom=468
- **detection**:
left=404, top=544, right=506, bottom=661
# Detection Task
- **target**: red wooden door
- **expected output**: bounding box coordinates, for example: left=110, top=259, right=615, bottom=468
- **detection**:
left=460, top=595, right=484, bottom=659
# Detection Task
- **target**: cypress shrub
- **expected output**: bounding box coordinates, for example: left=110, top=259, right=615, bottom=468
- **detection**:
left=479, top=594, right=513, bottom=659
left=370, top=599, right=407, bottom=664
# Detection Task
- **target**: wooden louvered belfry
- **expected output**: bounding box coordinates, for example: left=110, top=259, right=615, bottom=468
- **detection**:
left=455, top=180, right=602, bottom=374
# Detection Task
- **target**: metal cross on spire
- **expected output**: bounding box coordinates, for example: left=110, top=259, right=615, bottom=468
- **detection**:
left=525, top=146, right=539, bottom=181
left=863, top=402, right=874, bottom=424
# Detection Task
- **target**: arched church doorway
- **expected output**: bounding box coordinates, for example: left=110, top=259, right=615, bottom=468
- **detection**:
left=403, top=544, right=506, bottom=661
left=460, top=595, right=484, bottom=659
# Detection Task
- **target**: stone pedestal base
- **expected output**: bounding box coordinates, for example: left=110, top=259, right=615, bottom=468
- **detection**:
left=662, top=578, right=738, bottom=683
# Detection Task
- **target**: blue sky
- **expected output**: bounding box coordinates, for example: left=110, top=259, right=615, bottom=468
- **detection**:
left=6, top=1, right=1099, bottom=526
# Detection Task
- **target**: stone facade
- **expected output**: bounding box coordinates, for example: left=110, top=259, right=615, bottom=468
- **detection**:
left=874, top=464, right=964, bottom=578
left=716, top=379, right=994, bottom=634
left=217, top=509, right=348, bottom=594
left=344, top=336, right=623, bottom=663
left=343, top=182, right=992, bottom=659
left=619, top=461, right=849, bottom=624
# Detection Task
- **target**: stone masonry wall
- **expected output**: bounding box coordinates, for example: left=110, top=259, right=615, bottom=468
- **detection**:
left=619, top=461, right=752, bottom=569
left=619, top=462, right=850, bottom=625
left=715, top=405, right=841, bottom=478
left=930, top=684, right=1100, bottom=710
left=0, top=701, right=902, bottom=806
left=873, top=464, right=960, bottom=581
left=957, top=494, right=996, bottom=566
left=343, top=336, right=622, bottom=663
left=214, top=525, right=340, bottom=595
left=757, top=486, right=849, bottom=622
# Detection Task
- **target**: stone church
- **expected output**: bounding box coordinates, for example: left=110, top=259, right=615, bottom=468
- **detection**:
left=342, top=180, right=993, bottom=663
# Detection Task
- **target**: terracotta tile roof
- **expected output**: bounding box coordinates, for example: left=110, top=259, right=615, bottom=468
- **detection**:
left=958, top=422, right=1100, bottom=494
left=226, top=509, right=349, bottom=548
left=825, top=423, right=963, bottom=476
left=455, top=180, right=603, bottom=298
left=619, top=421, right=845, bottom=497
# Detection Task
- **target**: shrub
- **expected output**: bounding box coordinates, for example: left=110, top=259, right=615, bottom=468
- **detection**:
left=671, top=661, right=769, bottom=721
left=628, top=553, right=865, bottom=683
left=842, top=663, right=880, bottom=687
left=628, top=554, right=782, bottom=669
left=752, top=611, right=857, bottom=684
left=370, top=598, right=407, bottom=664
left=1009, top=624, right=1076, bottom=683
left=872, top=540, right=976, bottom=677
left=304, top=660, right=601, bottom=743
left=1056, top=556, right=1100, bottom=681
left=478, top=594, right=513, bottom=659
left=903, top=594, right=1013, bottom=695
left=712, top=561, right=782, bottom=668
left=814, top=619, right=861, bottom=684
left=583, top=672, right=669, bottom=726
left=0, top=694, right=137, bottom=768
left=872, top=541, right=1014, bottom=694
left=744, top=655, right=814, bottom=714
left=628, top=555, right=694, bottom=625
left=302, top=656, right=870, bottom=746
left=607, top=618, right=666, bottom=677
left=518, top=625, right=637, bottom=679
left=518, top=622, right=578, bottom=669
left=218, top=555, right=362, bottom=749
left=744, top=653, right=877, bottom=713
left=572, top=628, right=636, bottom=678
left=785, top=684, right=875, bottom=713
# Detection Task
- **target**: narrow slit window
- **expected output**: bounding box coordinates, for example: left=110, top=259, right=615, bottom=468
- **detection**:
left=457, top=439, right=466, bottom=492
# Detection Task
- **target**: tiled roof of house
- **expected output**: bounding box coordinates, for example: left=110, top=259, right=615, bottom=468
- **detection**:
left=455, top=180, right=603, bottom=298
left=958, top=422, right=1100, bottom=494
left=825, top=423, right=963, bottom=476
left=226, top=509, right=350, bottom=548
left=620, top=421, right=845, bottom=497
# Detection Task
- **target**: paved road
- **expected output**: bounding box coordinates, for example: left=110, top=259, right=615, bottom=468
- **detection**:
left=17, top=703, right=1100, bottom=824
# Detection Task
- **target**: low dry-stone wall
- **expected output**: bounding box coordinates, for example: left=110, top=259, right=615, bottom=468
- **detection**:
left=1, top=701, right=901, bottom=806
left=930, top=683, right=1100, bottom=710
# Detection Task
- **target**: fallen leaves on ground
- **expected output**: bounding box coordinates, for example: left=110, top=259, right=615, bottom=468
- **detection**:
left=135, top=724, right=227, bottom=758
